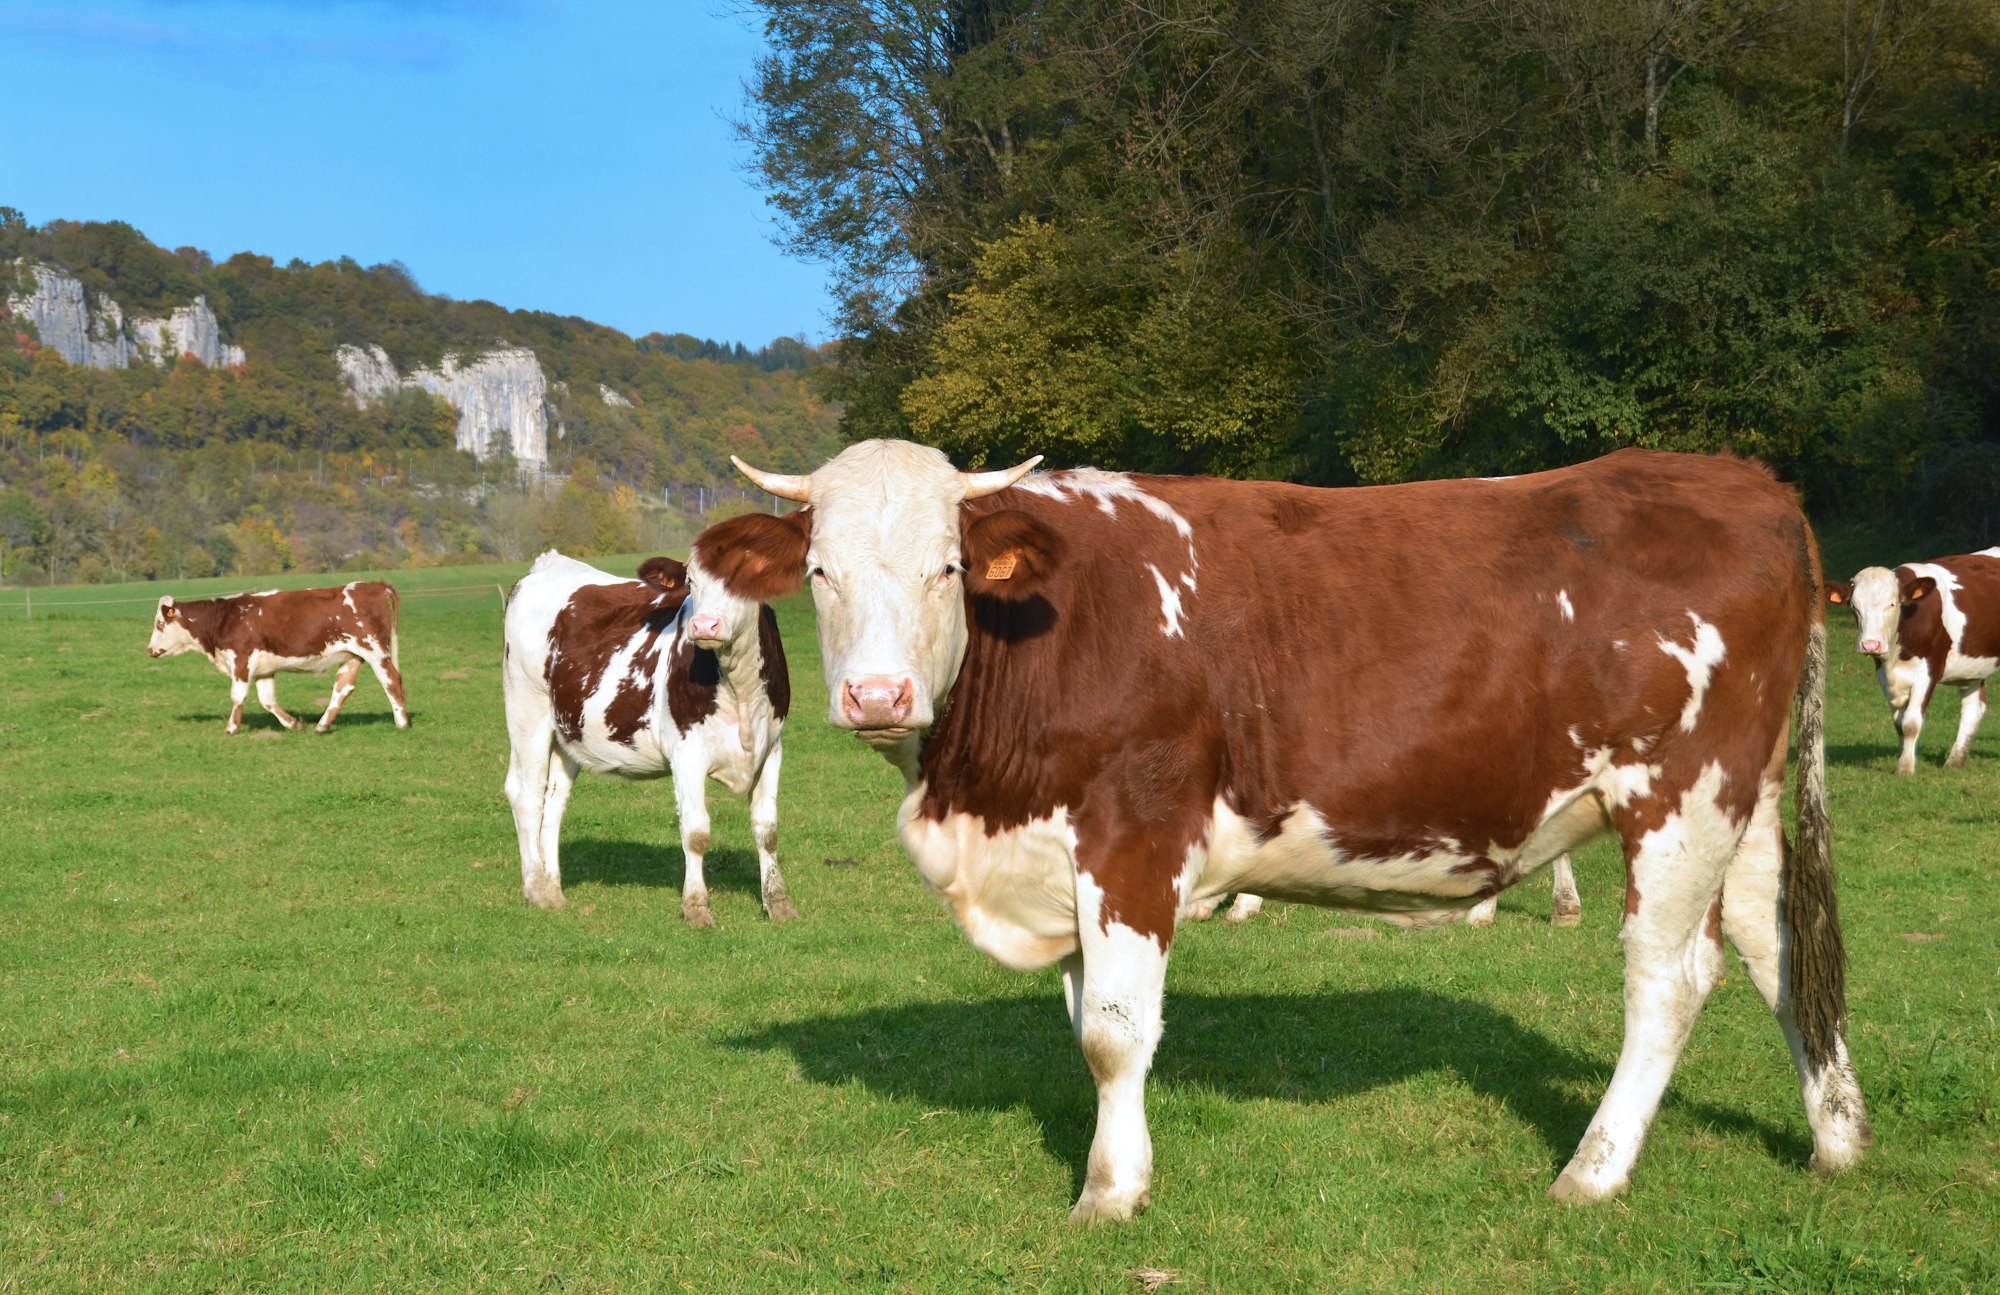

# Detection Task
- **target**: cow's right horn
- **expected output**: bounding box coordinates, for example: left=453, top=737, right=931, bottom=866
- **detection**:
left=962, top=456, right=1043, bottom=499
left=731, top=455, right=812, bottom=502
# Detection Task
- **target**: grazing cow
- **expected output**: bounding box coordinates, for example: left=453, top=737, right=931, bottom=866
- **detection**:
left=708, top=440, right=1868, bottom=1221
left=1827, top=548, right=2000, bottom=774
left=501, top=548, right=797, bottom=924
left=146, top=583, right=409, bottom=734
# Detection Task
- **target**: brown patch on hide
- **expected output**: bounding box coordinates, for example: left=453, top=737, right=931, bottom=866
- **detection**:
left=666, top=635, right=722, bottom=734
left=548, top=579, right=683, bottom=746
left=757, top=605, right=791, bottom=720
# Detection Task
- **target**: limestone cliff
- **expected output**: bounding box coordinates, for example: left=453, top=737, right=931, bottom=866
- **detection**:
left=5, top=260, right=245, bottom=369
left=336, top=343, right=551, bottom=467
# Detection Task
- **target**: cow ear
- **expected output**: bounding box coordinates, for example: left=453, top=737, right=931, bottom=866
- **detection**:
left=690, top=509, right=811, bottom=601
left=1903, top=576, right=1937, bottom=604
left=964, top=508, right=1064, bottom=597
left=159, top=597, right=177, bottom=619
left=637, top=556, right=686, bottom=592
left=1825, top=580, right=1852, bottom=606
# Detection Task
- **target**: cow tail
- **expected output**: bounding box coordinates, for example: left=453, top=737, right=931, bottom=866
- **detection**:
left=1787, top=605, right=1846, bottom=1071
left=386, top=584, right=402, bottom=668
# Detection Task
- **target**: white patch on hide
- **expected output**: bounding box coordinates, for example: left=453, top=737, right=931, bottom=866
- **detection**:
left=1658, top=612, right=1726, bottom=732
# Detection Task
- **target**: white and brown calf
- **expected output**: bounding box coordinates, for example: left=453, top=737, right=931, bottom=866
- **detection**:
left=1828, top=547, right=2000, bottom=774
left=146, top=583, right=409, bottom=734
left=501, top=547, right=796, bottom=925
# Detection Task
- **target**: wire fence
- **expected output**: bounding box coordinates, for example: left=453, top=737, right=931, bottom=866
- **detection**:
left=0, top=580, right=515, bottom=620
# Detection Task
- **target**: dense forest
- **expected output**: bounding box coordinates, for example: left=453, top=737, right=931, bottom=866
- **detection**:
left=0, top=212, right=842, bottom=585
left=740, top=0, right=2000, bottom=540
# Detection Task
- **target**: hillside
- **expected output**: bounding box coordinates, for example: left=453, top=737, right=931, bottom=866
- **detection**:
left=0, top=211, right=841, bottom=584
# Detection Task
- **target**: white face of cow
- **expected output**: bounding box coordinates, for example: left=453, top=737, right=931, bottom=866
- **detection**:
left=683, top=553, right=762, bottom=655
left=733, top=440, right=1039, bottom=755
left=147, top=597, right=198, bottom=658
left=1842, top=567, right=1904, bottom=659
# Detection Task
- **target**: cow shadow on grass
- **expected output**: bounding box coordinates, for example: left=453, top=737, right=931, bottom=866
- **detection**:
left=1825, top=741, right=1896, bottom=768
left=730, top=988, right=1807, bottom=1194
left=172, top=709, right=411, bottom=731
left=560, top=836, right=766, bottom=900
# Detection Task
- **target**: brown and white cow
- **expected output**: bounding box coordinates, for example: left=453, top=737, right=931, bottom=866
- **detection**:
left=147, top=582, right=410, bottom=734
left=705, top=440, right=1868, bottom=1221
left=1827, top=548, right=2000, bottom=774
left=500, top=547, right=797, bottom=924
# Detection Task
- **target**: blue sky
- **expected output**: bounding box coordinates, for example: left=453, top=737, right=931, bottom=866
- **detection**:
left=0, top=1, right=834, bottom=346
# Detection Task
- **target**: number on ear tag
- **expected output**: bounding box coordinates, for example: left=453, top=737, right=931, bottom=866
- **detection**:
left=985, top=551, right=1018, bottom=581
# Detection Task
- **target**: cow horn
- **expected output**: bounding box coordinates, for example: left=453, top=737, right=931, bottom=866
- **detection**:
left=962, top=456, right=1042, bottom=499
left=731, top=455, right=811, bottom=502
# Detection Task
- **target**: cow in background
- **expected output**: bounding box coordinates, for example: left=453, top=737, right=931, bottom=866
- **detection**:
left=1827, top=547, right=2000, bottom=774
left=1466, top=855, right=1583, bottom=927
left=147, top=582, right=409, bottom=734
left=1204, top=856, right=1584, bottom=929
left=712, top=440, right=1868, bottom=1220
left=501, top=548, right=797, bottom=925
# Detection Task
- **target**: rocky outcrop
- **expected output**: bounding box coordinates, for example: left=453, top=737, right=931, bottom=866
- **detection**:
left=599, top=383, right=633, bottom=407
left=336, top=343, right=550, bottom=467
left=5, top=260, right=244, bottom=369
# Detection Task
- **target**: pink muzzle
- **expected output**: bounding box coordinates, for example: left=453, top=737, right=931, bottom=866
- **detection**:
left=841, top=676, right=915, bottom=729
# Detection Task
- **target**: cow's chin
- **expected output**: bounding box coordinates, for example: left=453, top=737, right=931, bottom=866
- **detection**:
left=854, top=726, right=913, bottom=748
left=691, top=636, right=725, bottom=652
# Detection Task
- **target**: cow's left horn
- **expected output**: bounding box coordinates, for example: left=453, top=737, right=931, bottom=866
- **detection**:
left=962, top=456, right=1042, bottom=499
left=731, top=455, right=812, bottom=502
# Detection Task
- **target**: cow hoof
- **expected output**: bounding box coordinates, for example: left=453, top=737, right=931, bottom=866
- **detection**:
left=1547, top=1169, right=1625, bottom=1204
left=766, top=898, right=800, bottom=923
left=314, top=723, right=332, bottom=735
left=1069, top=1186, right=1149, bottom=1225
left=1895, top=762, right=1916, bottom=777
left=1180, top=898, right=1221, bottom=922
left=682, top=899, right=715, bottom=928
left=1553, top=910, right=1583, bottom=928
left=524, top=887, right=566, bottom=910
left=1465, top=911, right=1495, bottom=929
left=1945, top=751, right=1968, bottom=769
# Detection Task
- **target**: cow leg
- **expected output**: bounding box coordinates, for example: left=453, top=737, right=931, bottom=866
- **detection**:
left=1945, top=684, right=1986, bottom=769
left=1719, top=744, right=1873, bottom=1174
left=1551, top=853, right=1583, bottom=926
left=225, top=674, right=249, bottom=735
left=671, top=747, right=715, bottom=928
left=316, top=658, right=363, bottom=733
left=1894, top=697, right=1924, bottom=775
left=1223, top=893, right=1263, bottom=923
left=1465, top=894, right=1498, bottom=927
left=254, top=676, right=302, bottom=731
left=1068, top=866, right=1173, bottom=1224
left=749, top=746, right=798, bottom=921
left=365, top=652, right=411, bottom=729
left=1551, top=769, right=1739, bottom=1202
left=503, top=704, right=564, bottom=909
left=537, top=751, right=579, bottom=898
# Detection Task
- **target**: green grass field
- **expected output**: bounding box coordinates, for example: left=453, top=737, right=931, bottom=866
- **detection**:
left=1, top=552, right=1995, bottom=1292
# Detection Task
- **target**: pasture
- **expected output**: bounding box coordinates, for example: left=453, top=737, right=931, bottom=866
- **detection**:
left=1, top=550, right=1995, bottom=1292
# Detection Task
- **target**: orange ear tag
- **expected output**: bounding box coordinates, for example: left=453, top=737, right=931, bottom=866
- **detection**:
left=984, top=551, right=1018, bottom=581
